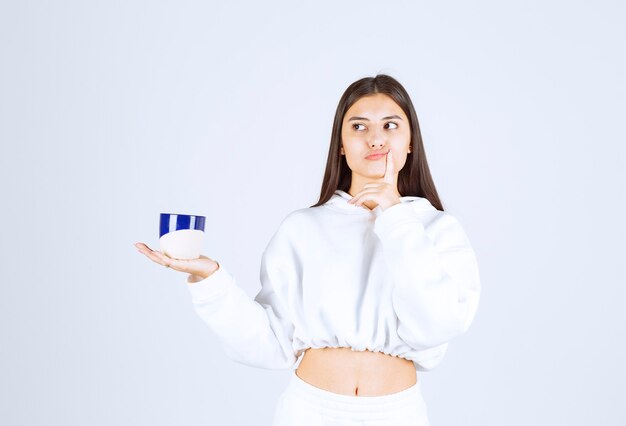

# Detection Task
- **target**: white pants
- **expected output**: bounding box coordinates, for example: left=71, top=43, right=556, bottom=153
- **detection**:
left=272, top=371, right=432, bottom=426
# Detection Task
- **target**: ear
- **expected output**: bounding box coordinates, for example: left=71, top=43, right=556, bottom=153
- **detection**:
left=340, top=145, right=345, bottom=155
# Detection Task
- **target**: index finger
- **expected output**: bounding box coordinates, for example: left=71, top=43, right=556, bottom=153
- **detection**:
left=135, top=242, right=151, bottom=251
left=136, top=244, right=172, bottom=267
left=383, top=150, right=395, bottom=184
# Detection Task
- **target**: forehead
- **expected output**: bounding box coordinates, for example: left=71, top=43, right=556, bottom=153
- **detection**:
left=344, top=93, right=406, bottom=120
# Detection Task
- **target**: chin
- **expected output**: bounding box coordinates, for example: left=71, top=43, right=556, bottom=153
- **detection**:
left=365, top=166, right=386, bottom=177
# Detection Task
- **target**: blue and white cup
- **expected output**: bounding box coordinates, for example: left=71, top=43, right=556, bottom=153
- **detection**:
left=159, top=213, right=206, bottom=260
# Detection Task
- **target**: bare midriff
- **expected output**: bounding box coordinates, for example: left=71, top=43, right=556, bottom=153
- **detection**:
left=295, top=347, right=417, bottom=397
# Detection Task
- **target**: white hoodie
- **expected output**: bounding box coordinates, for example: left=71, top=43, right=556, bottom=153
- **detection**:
left=185, top=189, right=481, bottom=372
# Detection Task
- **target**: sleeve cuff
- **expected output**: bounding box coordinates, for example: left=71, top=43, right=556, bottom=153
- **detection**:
left=374, top=198, right=437, bottom=238
left=186, top=264, right=235, bottom=304
left=374, top=202, right=422, bottom=238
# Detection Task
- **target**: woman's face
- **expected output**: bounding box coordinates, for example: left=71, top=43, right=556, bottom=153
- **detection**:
left=340, top=93, right=412, bottom=190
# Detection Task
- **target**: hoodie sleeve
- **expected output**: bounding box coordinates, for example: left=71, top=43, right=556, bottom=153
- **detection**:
left=373, top=200, right=481, bottom=352
left=185, top=220, right=302, bottom=370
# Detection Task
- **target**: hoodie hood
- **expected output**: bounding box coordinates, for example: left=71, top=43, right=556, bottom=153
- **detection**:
left=324, top=189, right=434, bottom=217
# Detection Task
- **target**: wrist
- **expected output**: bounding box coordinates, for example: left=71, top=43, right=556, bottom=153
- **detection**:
left=187, top=261, right=220, bottom=284
left=381, top=198, right=401, bottom=212
left=197, top=261, right=220, bottom=280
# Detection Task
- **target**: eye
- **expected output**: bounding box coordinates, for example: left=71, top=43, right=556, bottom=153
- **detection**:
left=385, top=121, right=399, bottom=129
left=352, top=123, right=365, bottom=131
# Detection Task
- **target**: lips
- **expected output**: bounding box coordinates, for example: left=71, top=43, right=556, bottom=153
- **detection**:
left=365, top=151, right=389, bottom=160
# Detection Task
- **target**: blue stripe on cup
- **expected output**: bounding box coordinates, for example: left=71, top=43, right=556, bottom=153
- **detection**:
left=159, top=213, right=206, bottom=238
left=176, top=214, right=190, bottom=231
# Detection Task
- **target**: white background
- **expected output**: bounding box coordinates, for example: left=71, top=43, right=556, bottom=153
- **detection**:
left=1, top=1, right=624, bottom=425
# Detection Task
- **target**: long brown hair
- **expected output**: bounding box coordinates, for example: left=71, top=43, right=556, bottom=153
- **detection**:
left=309, top=74, right=444, bottom=211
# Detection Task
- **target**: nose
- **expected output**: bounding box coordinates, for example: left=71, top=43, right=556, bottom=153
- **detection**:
left=369, top=127, right=386, bottom=149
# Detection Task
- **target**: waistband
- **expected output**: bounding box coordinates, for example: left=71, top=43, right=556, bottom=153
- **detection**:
left=287, top=370, right=424, bottom=413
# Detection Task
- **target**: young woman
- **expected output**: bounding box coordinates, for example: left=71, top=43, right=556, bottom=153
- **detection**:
left=135, top=74, right=481, bottom=425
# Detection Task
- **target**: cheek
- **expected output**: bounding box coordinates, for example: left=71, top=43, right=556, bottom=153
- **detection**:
left=341, top=130, right=354, bottom=144
left=388, top=148, right=407, bottom=167
left=341, top=134, right=359, bottom=153
left=341, top=126, right=352, bottom=141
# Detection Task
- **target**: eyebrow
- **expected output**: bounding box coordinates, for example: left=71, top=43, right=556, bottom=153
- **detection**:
left=348, top=115, right=403, bottom=121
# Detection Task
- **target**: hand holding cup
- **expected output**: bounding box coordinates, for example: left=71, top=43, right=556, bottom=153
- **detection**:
left=135, top=213, right=218, bottom=282
left=134, top=242, right=219, bottom=281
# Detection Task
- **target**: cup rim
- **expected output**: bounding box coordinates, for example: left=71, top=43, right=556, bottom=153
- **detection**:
left=160, top=213, right=206, bottom=219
